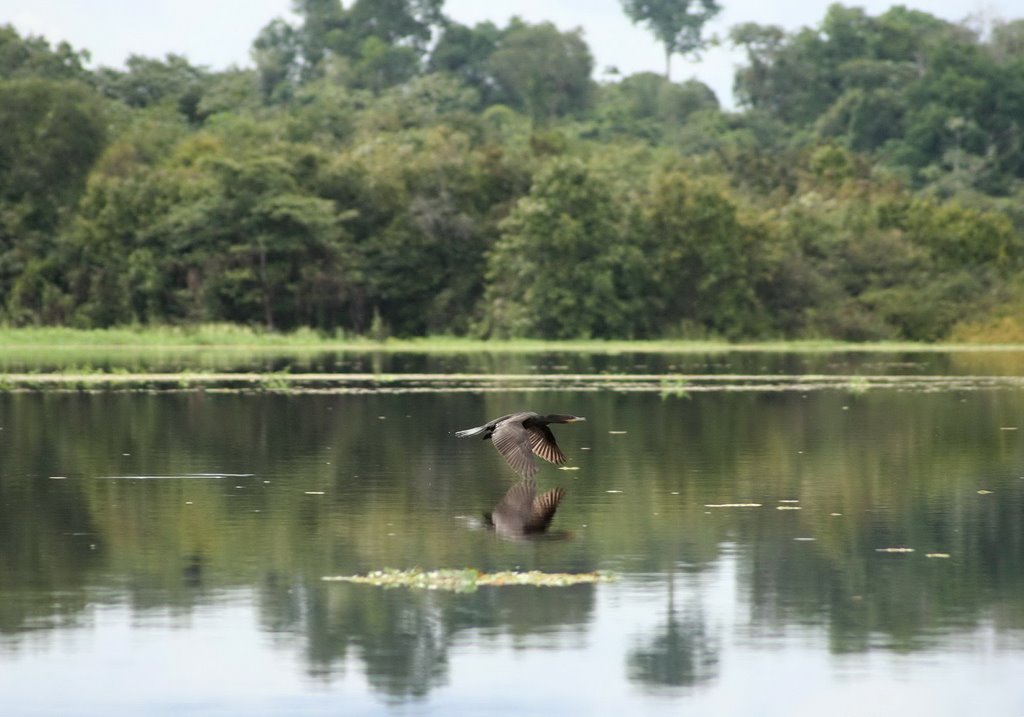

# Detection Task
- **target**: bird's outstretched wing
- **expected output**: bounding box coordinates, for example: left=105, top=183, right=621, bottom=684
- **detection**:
left=492, top=420, right=538, bottom=477
left=527, top=425, right=567, bottom=465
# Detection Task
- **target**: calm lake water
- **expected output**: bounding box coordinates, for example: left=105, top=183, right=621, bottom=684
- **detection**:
left=2, top=351, right=1024, bottom=715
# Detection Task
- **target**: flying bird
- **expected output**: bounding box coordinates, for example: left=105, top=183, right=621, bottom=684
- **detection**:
left=455, top=411, right=585, bottom=477
left=485, top=479, right=566, bottom=536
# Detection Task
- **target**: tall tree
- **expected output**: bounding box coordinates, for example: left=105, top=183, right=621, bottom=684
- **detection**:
left=620, top=0, right=721, bottom=80
left=640, top=171, right=763, bottom=337
left=488, top=20, right=594, bottom=124
left=252, top=18, right=302, bottom=101
left=95, top=54, right=208, bottom=122
left=172, top=154, right=347, bottom=330
left=0, top=78, right=108, bottom=323
left=337, top=0, right=443, bottom=53
left=284, top=0, right=348, bottom=83
left=428, top=21, right=502, bottom=104
left=481, top=159, right=645, bottom=339
left=0, top=24, right=90, bottom=80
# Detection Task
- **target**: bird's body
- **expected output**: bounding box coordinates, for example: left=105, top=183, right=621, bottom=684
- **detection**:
left=455, top=411, right=585, bottom=477
left=485, top=479, right=566, bottom=536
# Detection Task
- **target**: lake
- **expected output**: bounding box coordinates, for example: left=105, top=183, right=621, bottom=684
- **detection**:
left=1, top=350, right=1023, bottom=715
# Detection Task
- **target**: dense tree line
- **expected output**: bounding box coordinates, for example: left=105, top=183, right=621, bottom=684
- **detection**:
left=1, top=3, right=1024, bottom=340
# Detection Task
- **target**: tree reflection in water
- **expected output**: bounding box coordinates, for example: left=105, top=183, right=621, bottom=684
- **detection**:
left=627, top=576, right=719, bottom=692
left=265, top=579, right=598, bottom=700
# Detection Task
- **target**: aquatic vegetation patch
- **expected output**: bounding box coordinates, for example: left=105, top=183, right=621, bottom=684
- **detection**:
left=5, top=370, right=1024, bottom=394
left=322, top=568, right=617, bottom=592
left=659, top=376, right=690, bottom=398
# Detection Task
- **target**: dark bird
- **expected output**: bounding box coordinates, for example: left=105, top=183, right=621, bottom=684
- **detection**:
left=485, top=479, right=566, bottom=536
left=455, top=411, right=585, bottom=477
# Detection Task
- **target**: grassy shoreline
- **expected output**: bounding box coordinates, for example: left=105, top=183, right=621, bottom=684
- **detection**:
left=2, top=325, right=1024, bottom=353
left=3, top=324, right=1024, bottom=353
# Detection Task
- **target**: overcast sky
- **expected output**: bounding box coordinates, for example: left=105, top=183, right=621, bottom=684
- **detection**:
left=4, top=0, right=1004, bottom=107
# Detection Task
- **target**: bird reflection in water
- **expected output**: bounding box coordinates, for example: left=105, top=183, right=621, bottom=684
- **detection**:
left=484, top=478, right=570, bottom=540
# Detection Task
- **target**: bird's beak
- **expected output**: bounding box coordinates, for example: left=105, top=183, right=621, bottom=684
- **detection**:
left=569, top=416, right=586, bottom=422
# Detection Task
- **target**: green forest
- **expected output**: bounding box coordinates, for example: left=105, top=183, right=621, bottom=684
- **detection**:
left=2, top=1, right=1024, bottom=341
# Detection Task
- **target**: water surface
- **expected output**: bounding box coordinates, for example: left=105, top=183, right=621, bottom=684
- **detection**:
left=1, top=361, right=1023, bottom=715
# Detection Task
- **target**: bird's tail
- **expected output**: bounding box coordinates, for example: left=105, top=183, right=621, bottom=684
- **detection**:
left=455, top=425, right=487, bottom=438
